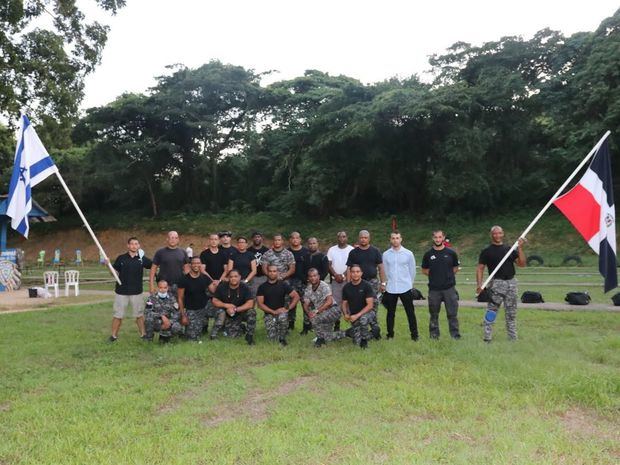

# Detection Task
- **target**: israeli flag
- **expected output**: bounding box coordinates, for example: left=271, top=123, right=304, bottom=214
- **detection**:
left=6, top=114, right=58, bottom=238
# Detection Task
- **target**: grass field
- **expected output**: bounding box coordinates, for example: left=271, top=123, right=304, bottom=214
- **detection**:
left=0, top=301, right=618, bottom=464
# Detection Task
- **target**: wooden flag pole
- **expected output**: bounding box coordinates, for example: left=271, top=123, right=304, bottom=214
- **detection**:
left=54, top=171, right=122, bottom=285
left=479, top=131, right=611, bottom=292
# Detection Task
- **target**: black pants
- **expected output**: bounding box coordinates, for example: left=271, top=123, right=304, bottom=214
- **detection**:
left=381, top=290, right=418, bottom=338
left=428, top=287, right=460, bottom=338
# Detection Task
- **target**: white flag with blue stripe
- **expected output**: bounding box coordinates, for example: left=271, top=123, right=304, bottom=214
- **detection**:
left=6, top=114, right=58, bottom=238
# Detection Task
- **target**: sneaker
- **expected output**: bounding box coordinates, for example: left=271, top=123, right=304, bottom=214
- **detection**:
left=314, top=337, right=326, bottom=348
left=359, top=339, right=368, bottom=349
left=245, top=334, right=255, bottom=346
left=107, top=335, right=118, bottom=343
left=279, top=338, right=288, bottom=347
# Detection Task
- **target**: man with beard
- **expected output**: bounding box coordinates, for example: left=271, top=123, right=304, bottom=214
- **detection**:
left=177, top=256, right=217, bottom=341
left=342, top=264, right=375, bottom=349
left=288, top=231, right=312, bottom=333
left=303, top=268, right=345, bottom=347
left=421, top=230, right=461, bottom=340
left=346, top=230, right=385, bottom=339
left=211, top=269, right=256, bottom=345
left=257, top=265, right=300, bottom=346
left=476, top=226, right=526, bottom=342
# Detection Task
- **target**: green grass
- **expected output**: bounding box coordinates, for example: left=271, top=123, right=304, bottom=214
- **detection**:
left=0, top=303, right=618, bottom=464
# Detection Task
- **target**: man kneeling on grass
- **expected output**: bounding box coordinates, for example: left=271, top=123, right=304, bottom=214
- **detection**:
left=144, top=280, right=186, bottom=343
left=342, top=264, right=375, bottom=349
left=211, top=269, right=256, bottom=345
left=257, top=265, right=300, bottom=346
left=303, top=268, right=345, bottom=347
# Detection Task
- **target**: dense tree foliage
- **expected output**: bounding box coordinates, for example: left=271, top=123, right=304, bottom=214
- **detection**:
left=2, top=8, right=620, bottom=219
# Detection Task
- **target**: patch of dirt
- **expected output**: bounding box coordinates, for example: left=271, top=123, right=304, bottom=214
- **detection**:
left=0, top=402, right=10, bottom=412
left=202, top=375, right=317, bottom=426
left=560, top=407, right=620, bottom=443
left=156, top=381, right=210, bottom=415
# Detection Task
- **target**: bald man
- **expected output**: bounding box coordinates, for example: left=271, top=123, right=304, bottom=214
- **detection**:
left=150, top=230, right=190, bottom=294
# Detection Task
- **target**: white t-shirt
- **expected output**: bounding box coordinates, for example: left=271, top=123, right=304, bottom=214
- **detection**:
left=327, top=244, right=354, bottom=275
left=185, top=247, right=193, bottom=258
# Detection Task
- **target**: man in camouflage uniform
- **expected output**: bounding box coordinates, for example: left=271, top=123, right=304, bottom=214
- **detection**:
left=288, top=231, right=311, bottom=333
left=257, top=265, right=300, bottom=346
left=476, top=226, right=526, bottom=342
left=144, top=280, right=184, bottom=343
left=211, top=269, right=256, bottom=345
left=262, top=233, right=297, bottom=329
left=341, top=265, right=375, bottom=349
left=302, top=268, right=345, bottom=347
left=178, top=257, right=217, bottom=341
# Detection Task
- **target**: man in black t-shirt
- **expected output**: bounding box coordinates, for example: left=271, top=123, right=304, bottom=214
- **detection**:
left=288, top=231, right=312, bottom=333
left=178, top=256, right=217, bottom=341
left=257, top=264, right=300, bottom=346
left=476, top=225, right=526, bottom=342
left=249, top=231, right=269, bottom=296
left=218, top=230, right=237, bottom=264
left=212, top=269, right=256, bottom=344
left=200, top=233, right=229, bottom=282
left=307, top=237, right=329, bottom=280
left=342, top=264, right=375, bottom=349
left=227, top=236, right=257, bottom=285
left=345, top=230, right=385, bottom=339
left=149, top=231, right=189, bottom=294
left=421, top=230, right=461, bottom=340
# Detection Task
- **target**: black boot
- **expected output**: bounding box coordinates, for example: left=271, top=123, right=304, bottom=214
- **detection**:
left=334, top=320, right=341, bottom=331
left=288, top=320, right=295, bottom=330
left=245, top=334, right=255, bottom=345
left=299, top=322, right=311, bottom=335
left=314, top=337, right=326, bottom=348
left=159, top=335, right=171, bottom=344
left=359, top=339, right=368, bottom=349
left=372, top=326, right=382, bottom=340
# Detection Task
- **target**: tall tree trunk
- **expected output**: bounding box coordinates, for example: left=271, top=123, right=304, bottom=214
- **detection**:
left=145, top=176, right=158, bottom=217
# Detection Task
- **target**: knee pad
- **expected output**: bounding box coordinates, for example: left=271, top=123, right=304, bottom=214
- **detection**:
left=484, top=309, right=497, bottom=323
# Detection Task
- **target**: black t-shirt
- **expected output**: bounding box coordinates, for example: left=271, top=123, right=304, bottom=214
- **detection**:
left=199, top=248, right=228, bottom=280
left=288, top=246, right=311, bottom=281
left=478, top=244, right=519, bottom=280
left=178, top=273, right=213, bottom=310
left=113, top=252, right=152, bottom=295
left=342, top=280, right=375, bottom=315
left=250, top=245, right=270, bottom=277
left=421, top=247, right=460, bottom=291
left=214, top=282, right=252, bottom=306
left=229, top=250, right=256, bottom=279
left=219, top=245, right=237, bottom=261
left=346, top=246, right=383, bottom=279
left=257, top=280, right=293, bottom=309
left=309, top=252, right=329, bottom=280
left=152, top=247, right=189, bottom=286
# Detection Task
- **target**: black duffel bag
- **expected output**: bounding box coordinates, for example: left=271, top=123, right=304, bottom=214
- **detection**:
left=565, top=292, right=591, bottom=305
left=521, top=291, right=544, bottom=303
left=411, top=288, right=425, bottom=300
left=477, top=288, right=490, bottom=303
left=611, top=292, right=620, bottom=306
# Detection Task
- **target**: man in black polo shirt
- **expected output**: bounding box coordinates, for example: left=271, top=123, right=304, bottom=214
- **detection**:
left=249, top=231, right=269, bottom=297
left=108, top=236, right=152, bottom=342
left=257, top=265, right=300, bottom=346
left=477, top=225, right=526, bottom=342
left=212, top=269, right=256, bottom=344
left=421, top=230, right=461, bottom=340
left=178, top=256, right=217, bottom=341
left=307, top=237, right=329, bottom=280
left=346, top=230, right=385, bottom=339
left=288, top=231, right=311, bottom=333
left=149, top=231, right=189, bottom=294
left=342, top=264, right=375, bottom=349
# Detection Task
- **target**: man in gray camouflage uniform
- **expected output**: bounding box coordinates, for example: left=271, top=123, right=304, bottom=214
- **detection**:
left=211, top=269, right=256, bottom=345
left=476, top=226, right=526, bottom=342
left=144, top=280, right=184, bottom=342
left=257, top=265, right=300, bottom=346
left=303, top=268, right=345, bottom=347
left=262, top=233, right=297, bottom=329
left=177, top=257, right=217, bottom=341
left=341, top=265, right=376, bottom=349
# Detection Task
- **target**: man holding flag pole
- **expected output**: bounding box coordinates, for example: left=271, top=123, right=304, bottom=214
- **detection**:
left=476, top=132, right=616, bottom=341
left=6, top=114, right=120, bottom=285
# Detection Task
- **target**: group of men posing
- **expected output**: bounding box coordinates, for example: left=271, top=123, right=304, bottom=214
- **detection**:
left=108, top=225, right=526, bottom=348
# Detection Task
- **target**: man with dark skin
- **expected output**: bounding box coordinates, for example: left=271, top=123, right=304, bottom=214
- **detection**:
left=211, top=269, right=256, bottom=345
left=327, top=231, right=354, bottom=331
left=476, top=226, right=526, bottom=342
left=256, top=264, right=300, bottom=346
left=177, top=256, right=217, bottom=341
left=288, top=231, right=311, bottom=333
left=302, top=268, right=345, bottom=347
left=248, top=231, right=269, bottom=297
left=261, top=234, right=296, bottom=279
left=307, top=237, right=329, bottom=280
left=341, top=264, right=375, bottom=349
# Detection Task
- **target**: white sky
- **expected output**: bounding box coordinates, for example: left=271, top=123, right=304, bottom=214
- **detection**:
left=81, top=0, right=620, bottom=109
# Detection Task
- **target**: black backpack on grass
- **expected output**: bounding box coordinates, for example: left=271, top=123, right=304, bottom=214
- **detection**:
left=565, top=292, right=591, bottom=305
left=611, top=293, right=620, bottom=306
left=521, top=291, right=544, bottom=304
left=477, top=288, right=490, bottom=303
left=411, top=288, right=425, bottom=300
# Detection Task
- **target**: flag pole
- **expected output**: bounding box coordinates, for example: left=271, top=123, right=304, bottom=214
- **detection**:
left=54, top=171, right=121, bottom=285
left=479, top=131, right=611, bottom=292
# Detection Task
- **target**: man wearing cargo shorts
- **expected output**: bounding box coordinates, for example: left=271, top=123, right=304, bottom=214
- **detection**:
left=108, top=237, right=152, bottom=342
left=303, top=268, right=345, bottom=347
left=177, top=257, right=217, bottom=341
left=476, top=226, right=526, bottom=342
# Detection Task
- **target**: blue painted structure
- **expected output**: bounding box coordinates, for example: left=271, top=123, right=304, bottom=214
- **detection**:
left=0, top=194, right=56, bottom=251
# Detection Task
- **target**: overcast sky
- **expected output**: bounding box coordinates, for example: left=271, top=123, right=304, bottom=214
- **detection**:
left=81, top=0, right=619, bottom=109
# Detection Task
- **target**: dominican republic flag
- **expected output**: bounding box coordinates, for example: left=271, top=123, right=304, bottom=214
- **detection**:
left=553, top=138, right=617, bottom=292
left=6, top=114, right=58, bottom=238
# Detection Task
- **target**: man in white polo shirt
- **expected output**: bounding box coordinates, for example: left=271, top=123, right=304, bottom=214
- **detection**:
left=382, top=230, right=419, bottom=340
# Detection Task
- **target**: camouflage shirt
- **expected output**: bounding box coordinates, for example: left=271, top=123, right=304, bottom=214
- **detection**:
left=146, top=293, right=179, bottom=317
left=304, top=281, right=333, bottom=310
left=262, top=248, right=295, bottom=274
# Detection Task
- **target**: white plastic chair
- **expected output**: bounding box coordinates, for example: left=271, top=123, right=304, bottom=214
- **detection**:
left=64, top=270, right=80, bottom=297
left=43, top=271, right=59, bottom=298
